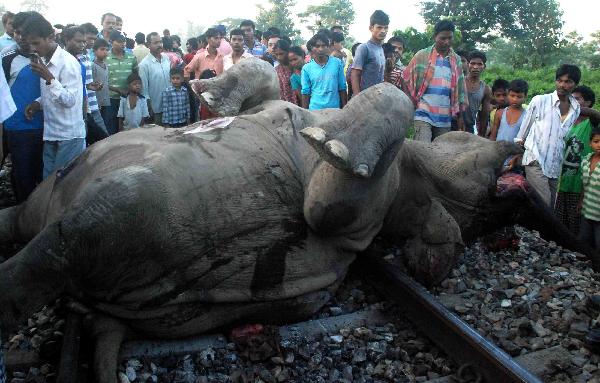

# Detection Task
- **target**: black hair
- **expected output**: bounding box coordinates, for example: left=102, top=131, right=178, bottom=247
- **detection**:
left=281, top=36, right=291, bottom=44
left=289, top=46, right=305, bottom=57
left=170, top=67, right=184, bottom=77
left=330, top=25, right=343, bottom=32
left=331, top=31, right=344, bottom=43
left=146, top=32, right=160, bottom=44
left=80, top=22, right=98, bottom=35
left=134, top=32, right=145, bottom=44
left=101, top=13, right=116, bottom=24
left=387, top=35, right=405, bottom=47
left=93, top=38, right=109, bottom=50
left=468, top=50, right=487, bottom=64
left=162, top=36, right=173, bottom=51
left=2, top=11, right=14, bottom=26
left=351, top=42, right=361, bottom=56
left=109, top=30, right=125, bottom=42
left=508, top=79, right=529, bottom=95
left=591, top=126, right=600, bottom=140
left=187, top=37, right=199, bottom=50
left=317, top=28, right=332, bottom=41
left=115, top=15, right=122, bottom=23
left=492, top=78, right=509, bottom=93
left=556, top=64, right=581, bottom=85
left=197, top=34, right=207, bottom=46
left=308, top=32, right=330, bottom=48
left=263, top=30, right=272, bottom=41
left=22, top=13, right=54, bottom=38
left=163, top=29, right=170, bottom=35
left=62, top=26, right=84, bottom=42
left=127, top=72, right=141, bottom=84
left=573, top=85, right=596, bottom=108
left=239, top=20, right=255, bottom=30
left=255, top=30, right=263, bottom=40
left=267, top=27, right=281, bottom=38
left=171, top=35, right=181, bottom=45
left=382, top=43, right=395, bottom=58
left=205, top=28, right=220, bottom=39
left=370, top=10, right=390, bottom=26
left=125, top=38, right=135, bottom=49
left=274, top=39, right=290, bottom=52
left=434, top=19, right=455, bottom=36
left=12, top=11, right=38, bottom=31
left=230, top=28, right=244, bottom=39
left=199, top=69, right=217, bottom=79
left=455, top=49, right=468, bottom=59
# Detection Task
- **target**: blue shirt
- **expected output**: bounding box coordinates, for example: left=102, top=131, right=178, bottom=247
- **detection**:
left=161, top=85, right=190, bottom=124
left=301, top=56, right=347, bottom=110
left=243, top=39, right=267, bottom=58
left=352, top=39, right=385, bottom=91
left=2, top=53, right=43, bottom=131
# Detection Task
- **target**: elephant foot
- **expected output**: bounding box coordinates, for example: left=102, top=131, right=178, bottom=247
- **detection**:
left=90, top=314, right=128, bottom=383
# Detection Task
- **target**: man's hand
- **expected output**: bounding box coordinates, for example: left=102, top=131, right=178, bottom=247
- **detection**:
left=87, top=81, right=103, bottom=91
left=25, top=101, right=41, bottom=120
left=30, top=61, right=54, bottom=83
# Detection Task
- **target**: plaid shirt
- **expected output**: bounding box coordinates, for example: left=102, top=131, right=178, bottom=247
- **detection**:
left=161, top=85, right=190, bottom=124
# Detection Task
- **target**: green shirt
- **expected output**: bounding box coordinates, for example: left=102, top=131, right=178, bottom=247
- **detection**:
left=582, top=153, right=600, bottom=221
left=106, top=51, right=137, bottom=99
left=558, top=119, right=593, bottom=193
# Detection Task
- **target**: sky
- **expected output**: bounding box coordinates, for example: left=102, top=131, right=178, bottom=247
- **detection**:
left=1, top=0, right=598, bottom=42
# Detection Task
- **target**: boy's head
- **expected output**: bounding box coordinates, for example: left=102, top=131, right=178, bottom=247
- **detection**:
left=507, top=79, right=528, bottom=108
left=205, top=28, right=221, bottom=50
left=171, top=35, right=181, bottom=49
left=127, top=72, right=142, bottom=93
left=22, top=14, right=56, bottom=58
left=351, top=42, right=361, bottom=57
left=170, top=67, right=184, bottom=88
left=229, top=29, right=244, bottom=52
left=308, top=33, right=330, bottom=59
left=162, top=36, right=173, bottom=52
left=267, top=27, right=281, bottom=39
left=163, top=29, right=170, bottom=37
left=331, top=32, right=344, bottom=50
left=572, top=85, right=595, bottom=109
left=288, top=46, right=305, bottom=70
left=369, top=10, right=389, bottom=43
left=387, top=36, right=405, bottom=59
left=135, top=32, right=145, bottom=45
left=115, top=15, right=122, bottom=31
left=433, top=19, right=455, bottom=54
left=2, top=11, right=15, bottom=37
left=80, top=22, right=98, bottom=49
left=590, top=126, right=600, bottom=153
left=467, top=50, right=486, bottom=76
left=267, top=36, right=280, bottom=54
left=109, top=30, right=126, bottom=52
left=239, top=20, right=255, bottom=41
left=186, top=37, right=199, bottom=53
left=63, top=26, right=86, bottom=56
left=382, top=43, right=395, bottom=59
left=555, top=64, right=581, bottom=97
left=492, top=78, right=509, bottom=108
left=12, top=11, right=37, bottom=53
left=146, top=32, right=163, bottom=55
left=273, top=39, right=290, bottom=65
left=455, top=49, right=468, bottom=76
left=93, top=38, right=109, bottom=60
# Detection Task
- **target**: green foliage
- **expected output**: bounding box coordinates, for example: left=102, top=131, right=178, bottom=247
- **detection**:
left=481, top=66, right=600, bottom=109
left=298, top=0, right=355, bottom=35
left=256, top=0, right=301, bottom=42
left=391, top=26, right=462, bottom=63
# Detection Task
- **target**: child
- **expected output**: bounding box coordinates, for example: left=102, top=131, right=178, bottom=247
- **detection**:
left=490, top=79, right=528, bottom=142
left=489, top=78, right=509, bottom=129
left=161, top=67, right=191, bottom=128
left=579, top=126, right=600, bottom=252
left=92, top=39, right=111, bottom=128
left=117, top=73, right=149, bottom=131
left=289, top=46, right=305, bottom=106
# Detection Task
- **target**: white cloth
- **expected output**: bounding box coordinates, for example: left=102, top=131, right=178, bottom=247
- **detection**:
left=37, top=45, right=86, bottom=141
left=0, top=65, right=16, bottom=122
left=117, top=95, right=150, bottom=129
left=223, top=52, right=253, bottom=71
left=516, top=90, right=580, bottom=178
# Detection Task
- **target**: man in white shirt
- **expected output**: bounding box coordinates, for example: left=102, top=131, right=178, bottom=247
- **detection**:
left=223, top=29, right=253, bottom=71
left=22, top=14, right=86, bottom=179
left=0, top=12, right=16, bottom=51
left=515, top=64, right=581, bottom=208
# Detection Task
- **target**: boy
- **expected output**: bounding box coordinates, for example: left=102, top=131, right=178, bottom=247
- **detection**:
left=465, top=50, right=492, bottom=136
left=489, top=78, right=509, bottom=129
left=92, top=38, right=111, bottom=129
left=556, top=86, right=597, bottom=234
left=579, top=126, right=600, bottom=252
left=489, top=79, right=528, bottom=142
left=161, top=67, right=190, bottom=128
left=117, top=72, right=149, bottom=131
left=351, top=10, right=389, bottom=95
left=301, top=33, right=347, bottom=110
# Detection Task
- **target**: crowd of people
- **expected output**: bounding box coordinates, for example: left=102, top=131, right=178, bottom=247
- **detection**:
left=0, top=8, right=599, bottom=253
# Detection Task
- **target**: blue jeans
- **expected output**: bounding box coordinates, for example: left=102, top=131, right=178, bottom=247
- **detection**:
left=5, top=129, right=43, bottom=203
left=104, top=98, right=121, bottom=135
left=42, top=138, right=86, bottom=179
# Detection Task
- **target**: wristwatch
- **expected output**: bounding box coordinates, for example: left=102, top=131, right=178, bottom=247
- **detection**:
left=45, top=79, right=52, bottom=85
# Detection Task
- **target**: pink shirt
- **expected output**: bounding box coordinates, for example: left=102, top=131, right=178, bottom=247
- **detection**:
left=219, top=40, right=232, bottom=56
left=184, top=49, right=224, bottom=78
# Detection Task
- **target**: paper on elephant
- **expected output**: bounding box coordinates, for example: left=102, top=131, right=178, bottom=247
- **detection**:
left=184, top=117, right=235, bottom=135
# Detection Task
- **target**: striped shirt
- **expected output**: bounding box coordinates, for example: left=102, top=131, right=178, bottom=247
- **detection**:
left=106, top=51, right=137, bottom=99
left=582, top=153, right=600, bottom=221
left=161, top=86, right=190, bottom=124
left=414, top=55, right=452, bottom=128
left=78, top=54, right=98, bottom=112
left=516, top=91, right=580, bottom=178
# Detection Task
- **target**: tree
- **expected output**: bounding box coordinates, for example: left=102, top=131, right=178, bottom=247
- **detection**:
left=256, top=0, right=300, bottom=41
left=20, top=0, right=47, bottom=13
left=217, top=18, right=246, bottom=34
left=298, top=0, right=355, bottom=35
left=0, top=5, right=7, bottom=35
left=393, top=27, right=432, bottom=56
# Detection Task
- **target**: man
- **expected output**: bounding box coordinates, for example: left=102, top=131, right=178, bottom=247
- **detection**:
left=515, top=64, right=585, bottom=209
left=215, top=25, right=232, bottom=56
left=330, top=27, right=354, bottom=73
left=223, top=28, right=253, bottom=71
left=139, top=32, right=171, bottom=125
left=0, top=12, right=15, bottom=51
left=2, top=11, right=43, bottom=202
left=163, top=29, right=170, bottom=38
left=465, top=50, right=492, bottom=136
left=402, top=20, right=467, bottom=142
left=240, top=20, right=266, bottom=58
left=184, top=28, right=224, bottom=80
left=351, top=10, right=389, bottom=96
left=105, top=30, right=137, bottom=135
left=98, top=13, right=116, bottom=42
left=22, top=14, right=85, bottom=179
left=80, top=22, right=98, bottom=61
left=115, top=16, right=123, bottom=31
left=301, top=33, right=347, bottom=110
left=387, top=36, right=405, bottom=89
left=133, top=32, right=150, bottom=64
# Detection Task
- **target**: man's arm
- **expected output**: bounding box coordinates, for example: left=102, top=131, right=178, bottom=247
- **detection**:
left=300, top=66, right=311, bottom=110
left=302, top=95, right=310, bottom=109
left=581, top=106, right=600, bottom=126
left=339, top=91, right=347, bottom=108
left=350, top=68, right=362, bottom=97
left=350, top=44, right=366, bottom=96
left=478, top=85, right=492, bottom=136
left=30, top=60, right=78, bottom=108
left=489, top=109, right=503, bottom=141
left=337, top=59, right=348, bottom=108
left=516, top=97, right=538, bottom=144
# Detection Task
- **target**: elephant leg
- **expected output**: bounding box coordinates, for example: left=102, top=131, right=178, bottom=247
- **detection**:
left=91, top=315, right=128, bottom=383
left=0, top=206, right=19, bottom=244
left=402, top=199, right=464, bottom=287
